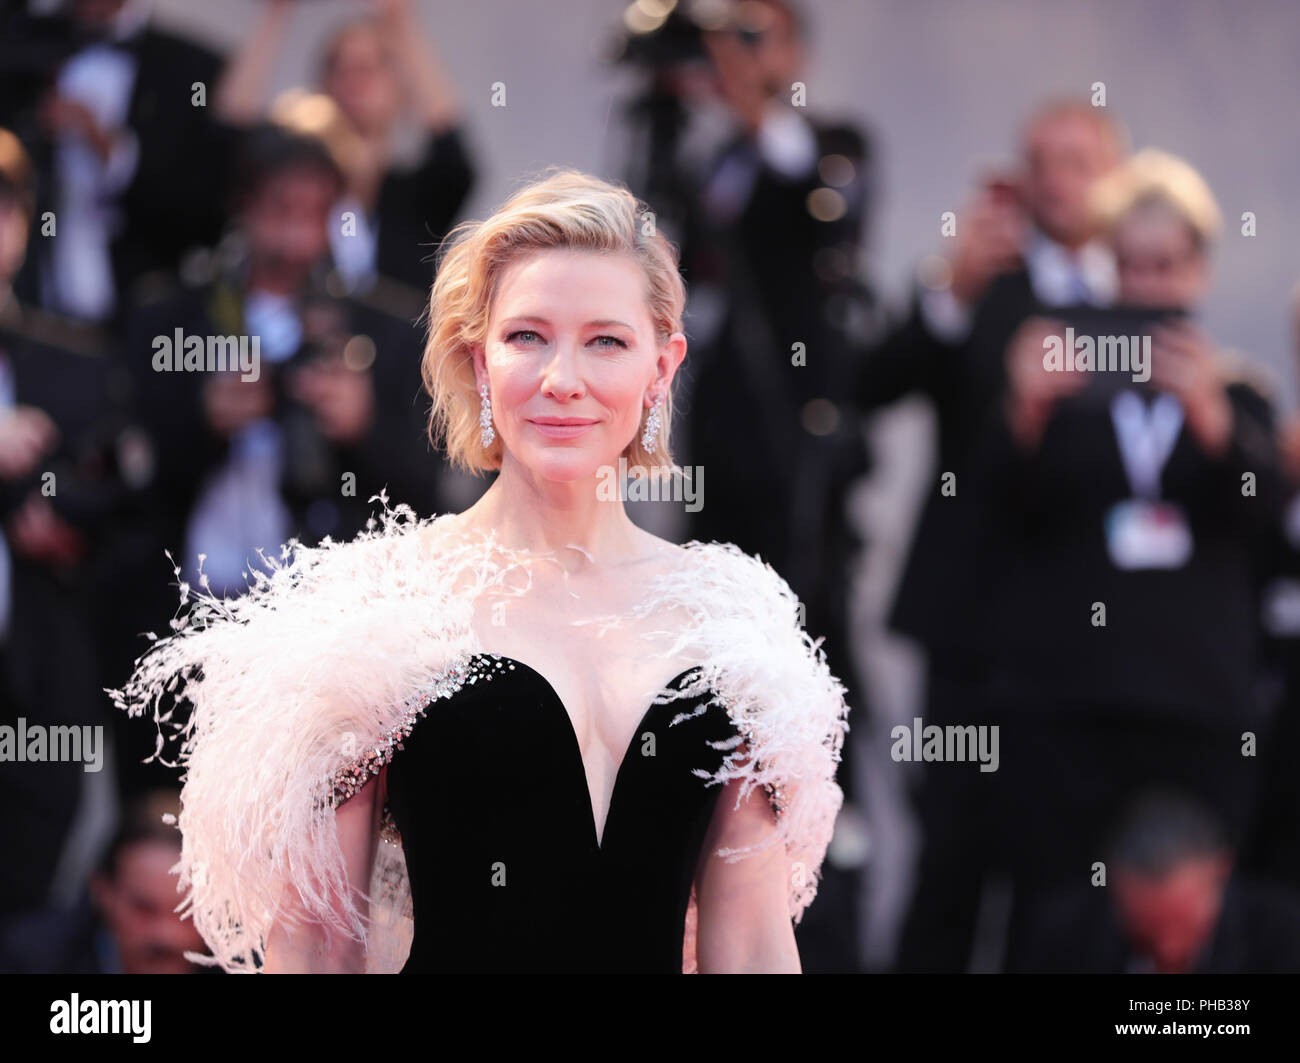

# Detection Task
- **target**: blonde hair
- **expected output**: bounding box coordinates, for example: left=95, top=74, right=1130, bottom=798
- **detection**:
left=422, top=169, right=686, bottom=476
left=1090, top=148, right=1223, bottom=249
left=268, top=89, right=365, bottom=184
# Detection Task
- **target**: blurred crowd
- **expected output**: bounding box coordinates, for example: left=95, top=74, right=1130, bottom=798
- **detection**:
left=0, top=0, right=1298, bottom=974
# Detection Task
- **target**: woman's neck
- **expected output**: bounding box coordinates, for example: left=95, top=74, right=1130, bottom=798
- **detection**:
left=459, top=458, right=649, bottom=569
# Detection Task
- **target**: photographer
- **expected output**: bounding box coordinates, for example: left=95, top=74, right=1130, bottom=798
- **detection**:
left=122, top=123, right=442, bottom=604
left=663, top=0, right=875, bottom=971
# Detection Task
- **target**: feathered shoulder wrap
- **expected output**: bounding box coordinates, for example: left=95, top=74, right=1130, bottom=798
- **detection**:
left=108, top=500, right=851, bottom=973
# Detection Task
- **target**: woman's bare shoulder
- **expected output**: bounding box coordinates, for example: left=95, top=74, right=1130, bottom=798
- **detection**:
left=413, top=511, right=473, bottom=556
left=634, top=529, right=692, bottom=563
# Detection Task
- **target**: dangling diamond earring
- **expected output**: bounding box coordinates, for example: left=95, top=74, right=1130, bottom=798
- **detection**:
left=479, top=383, right=495, bottom=448
left=641, top=393, right=662, bottom=454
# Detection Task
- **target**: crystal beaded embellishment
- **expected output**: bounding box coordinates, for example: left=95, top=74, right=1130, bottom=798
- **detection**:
left=329, top=652, right=514, bottom=808
left=479, top=384, right=495, bottom=448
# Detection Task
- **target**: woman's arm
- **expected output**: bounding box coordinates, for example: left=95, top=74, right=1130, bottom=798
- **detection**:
left=262, top=768, right=384, bottom=973
left=214, top=0, right=297, bottom=126
left=381, top=0, right=463, bottom=134
left=694, top=777, right=800, bottom=973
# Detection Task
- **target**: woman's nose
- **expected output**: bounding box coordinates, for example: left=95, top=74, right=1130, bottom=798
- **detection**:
left=539, top=341, right=585, bottom=399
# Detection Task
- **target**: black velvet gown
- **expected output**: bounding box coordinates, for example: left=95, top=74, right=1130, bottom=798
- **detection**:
left=384, top=653, right=740, bottom=972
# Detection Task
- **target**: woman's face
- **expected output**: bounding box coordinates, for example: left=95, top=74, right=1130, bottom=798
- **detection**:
left=1114, top=207, right=1209, bottom=310
left=323, top=29, right=402, bottom=136
left=475, top=248, right=684, bottom=485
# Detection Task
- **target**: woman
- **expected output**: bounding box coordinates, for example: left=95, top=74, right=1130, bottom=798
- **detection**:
left=110, top=170, right=851, bottom=974
left=216, top=0, right=474, bottom=294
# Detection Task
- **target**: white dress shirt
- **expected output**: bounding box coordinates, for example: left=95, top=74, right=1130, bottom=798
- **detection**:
left=920, top=226, right=1118, bottom=343
left=42, top=2, right=151, bottom=321
left=182, top=292, right=299, bottom=597
left=703, top=105, right=819, bottom=224
left=328, top=194, right=380, bottom=294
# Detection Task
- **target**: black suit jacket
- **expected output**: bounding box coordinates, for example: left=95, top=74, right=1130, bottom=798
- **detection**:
left=9, top=23, right=238, bottom=323
left=681, top=118, right=874, bottom=663
left=371, top=126, right=475, bottom=294
left=857, top=268, right=1043, bottom=658
left=112, top=26, right=235, bottom=301
left=0, top=298, right=143, bottom=739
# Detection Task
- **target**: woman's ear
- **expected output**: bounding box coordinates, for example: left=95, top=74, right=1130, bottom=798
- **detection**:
left=470, top=343, right=488, bottom=392
left=653, top=332, right=687, bottom=396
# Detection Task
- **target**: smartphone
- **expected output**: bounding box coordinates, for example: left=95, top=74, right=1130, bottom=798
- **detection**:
left=1054, top=304, right=1189, bottom=402
left=982, top=172, right=1024, bottom=210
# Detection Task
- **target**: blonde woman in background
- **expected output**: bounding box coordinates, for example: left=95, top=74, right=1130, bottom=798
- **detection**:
left=216, top=0, right=474, bottom=294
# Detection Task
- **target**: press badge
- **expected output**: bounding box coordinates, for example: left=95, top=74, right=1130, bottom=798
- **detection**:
left=1105, top=498, right=1193, bottom=570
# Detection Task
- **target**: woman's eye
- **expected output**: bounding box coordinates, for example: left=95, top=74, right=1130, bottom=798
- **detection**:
left=506, top=329, right=540, bottom=344
left=591, top=335, right=628, bottom=349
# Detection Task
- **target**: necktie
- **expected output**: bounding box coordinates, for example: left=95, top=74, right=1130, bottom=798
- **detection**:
left=1069, top=267, right=1092, bottom=304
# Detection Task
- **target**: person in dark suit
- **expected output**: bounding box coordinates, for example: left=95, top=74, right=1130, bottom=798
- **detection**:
left=864, top=99, right=1128, bottom=972
left=8, top=0, right=235, bottom=326
left=0, top=125, right=154, bottom=926
left=670, top=0, right=875, bottom=971
left=680, top=0, right=874, bottom=702
left=216, top=0, right=474, bottom=299
left=981, top=150, right=1283, bottom=949
left=1008, top=790, right=1300, bottom=974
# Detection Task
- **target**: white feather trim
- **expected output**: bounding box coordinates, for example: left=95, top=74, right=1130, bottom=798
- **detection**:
left=633, top=540, right=850, bottom=971
left=107, top=497, right=850, bottom=973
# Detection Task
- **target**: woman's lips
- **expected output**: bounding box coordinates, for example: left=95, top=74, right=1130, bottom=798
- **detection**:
left=529, top=419, right=597, bottom=440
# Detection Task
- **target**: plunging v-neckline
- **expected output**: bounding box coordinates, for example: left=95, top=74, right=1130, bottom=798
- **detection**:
left=471, top=653, right=703, bottom=851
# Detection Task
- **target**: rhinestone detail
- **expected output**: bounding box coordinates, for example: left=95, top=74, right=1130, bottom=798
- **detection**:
left=329, top=652, right=513, bottom=808
left=764, top=782, right=788, bottom=818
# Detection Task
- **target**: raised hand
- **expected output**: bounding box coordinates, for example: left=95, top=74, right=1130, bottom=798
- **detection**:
left=0, top=405, right=58, bottom=481
left=1149, top=321, right=1231, bottom=457
left=1005, top=317, right=1085, bottom=449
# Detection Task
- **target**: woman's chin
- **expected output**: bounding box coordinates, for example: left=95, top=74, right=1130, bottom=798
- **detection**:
left=522, top=446, right=616, bottom=485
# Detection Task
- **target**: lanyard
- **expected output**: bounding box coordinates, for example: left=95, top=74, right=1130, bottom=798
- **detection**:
left=1109, top=390, right=1184, bottom=500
